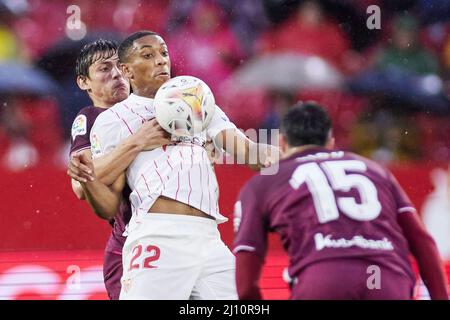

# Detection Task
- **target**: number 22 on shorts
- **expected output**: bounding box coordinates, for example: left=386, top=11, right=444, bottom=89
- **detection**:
left=129, top=244, right=161, bottom=271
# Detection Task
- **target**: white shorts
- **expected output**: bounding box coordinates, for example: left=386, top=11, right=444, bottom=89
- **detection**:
left=119, top=213, right=237, bottom=300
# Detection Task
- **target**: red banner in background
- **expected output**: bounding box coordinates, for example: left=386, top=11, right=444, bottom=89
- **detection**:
left=0, top=163, right=448, bottom=299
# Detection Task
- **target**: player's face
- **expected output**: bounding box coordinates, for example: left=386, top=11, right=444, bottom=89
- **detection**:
left=123, top=35, right=171, bottom=97
left=85, top=53, right=130, bottom=107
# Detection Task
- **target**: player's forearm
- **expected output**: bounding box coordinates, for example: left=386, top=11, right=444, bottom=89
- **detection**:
left=71, top=179, right=86, bottom=200
left=236, top=251, right=264, bottom=300
left=94, top=136, right=142, bottom=185
left=218, top=129, right=256, bottom=165
left=81, top=180, right=121, bottom=220
left=397, top=213, right=449, bottom=300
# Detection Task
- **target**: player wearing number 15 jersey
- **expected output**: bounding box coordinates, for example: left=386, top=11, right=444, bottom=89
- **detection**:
left=234, top=102, right=448, bottom=300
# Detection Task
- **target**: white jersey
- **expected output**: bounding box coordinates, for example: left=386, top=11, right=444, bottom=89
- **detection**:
left=90, top=93, right=236, bottom=226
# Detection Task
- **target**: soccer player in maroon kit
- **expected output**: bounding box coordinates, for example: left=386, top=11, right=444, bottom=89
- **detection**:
left=234, top=102, right=448, bottom=300
left=68, top=39, right=170, bottom=299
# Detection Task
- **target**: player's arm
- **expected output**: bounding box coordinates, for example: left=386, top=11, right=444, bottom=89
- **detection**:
left=233, top=179, right=268, bottom=300
left=390, top=173, right=449, bottom=300
left=236, top=251, right=264, bottom=300
left=215, top=128, right=280, bottom=170
left=397, top=211, right=448, bottom=300
left=69, top=119, right=170, bottom=186
left=69, top=148, right=93, bottom=200
left=74, top=152, right=125, bottom=220
left=93, top=119, right=170, bottom=185
left=207, top=105, right=281, bottom=170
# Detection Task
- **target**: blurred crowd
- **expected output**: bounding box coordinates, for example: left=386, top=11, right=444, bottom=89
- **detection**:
left=0, top=0, right=449, bottom=171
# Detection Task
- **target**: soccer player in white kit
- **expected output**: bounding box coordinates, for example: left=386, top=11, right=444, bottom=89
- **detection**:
left=79, top=31, right=279, bottom=300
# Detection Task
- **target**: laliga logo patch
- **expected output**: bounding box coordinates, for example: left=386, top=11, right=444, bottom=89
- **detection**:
left=71, top=114, right=87, bottom=139
left=121, top=278, right=133, bottom=293
left=91, top=132, right=102, bottom=156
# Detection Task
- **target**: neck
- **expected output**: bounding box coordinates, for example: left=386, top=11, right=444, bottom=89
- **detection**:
left=132, top=86, right=157, bottom=99
left=283, top=144, right=325, bottom=159
left=90, top=97, right=112, bottom=109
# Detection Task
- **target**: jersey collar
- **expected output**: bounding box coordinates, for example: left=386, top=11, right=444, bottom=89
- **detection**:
left=128, top=93, right=154, bottom=105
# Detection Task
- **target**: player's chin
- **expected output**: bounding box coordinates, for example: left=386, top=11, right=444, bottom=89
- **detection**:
left=154, top=74, right=170, bottom=84
left=113, top=89, right=129, bottom=102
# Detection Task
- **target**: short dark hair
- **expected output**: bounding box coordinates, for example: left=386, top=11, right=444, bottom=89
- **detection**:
left=118, top=30, right=159, bottom=63
left=281, top=101, right=332, bottom=147
left=75, top=39, right=118, bottom=78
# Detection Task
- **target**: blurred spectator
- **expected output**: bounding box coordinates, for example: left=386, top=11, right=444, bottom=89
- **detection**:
left=0, top=97, right=38, bottom=171
left=255, top=0, right=351, bottom=70
left=167, top=0, right=243, bottom=93
left=375, top=13, right=439, bottom=75
left=0, top=5, right=39, bottom=170
left=0, top=25, right=18, bottom=60
left=350, top=101, right=421, bottom=164
left=261, top=90, right=296, bottom=131
left=217, top=0, right=269, bottom=56
left=113, top=0, right=169, bottom=33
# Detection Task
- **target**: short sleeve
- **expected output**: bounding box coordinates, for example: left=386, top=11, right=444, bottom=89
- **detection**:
left=90, top=111, right=124, bottom=159
left=206, top=105, right=237, bottom=141
left=233, top=177, right=269, bottom=259
left=70, top=114, right=90, bottom=155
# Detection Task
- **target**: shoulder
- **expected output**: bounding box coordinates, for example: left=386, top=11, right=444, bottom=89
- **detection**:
left=344, top=151, right=389, bottom=179
left=92, top=103, right=125, bottom=129
left=71, top=106, right=101, bottom=140
left=240, top=173, right=271, bottom=198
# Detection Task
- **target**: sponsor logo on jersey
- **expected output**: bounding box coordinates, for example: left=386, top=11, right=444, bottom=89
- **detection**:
left=91, top=132, right=102, bottom=156
left=71, top=114, right=87, bottom=140
left=314, top=233, right=394, bottom=251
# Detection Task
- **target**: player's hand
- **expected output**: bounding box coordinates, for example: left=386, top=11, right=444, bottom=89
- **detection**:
left=205, top=139, right=219, bottom=165
left=134, top=119, right=172, bottom=151
left=67, top=152, right=95, bottom=183
left=260, top=143, right=283, bottom=167
left=249, top=143, right=282, bottom=171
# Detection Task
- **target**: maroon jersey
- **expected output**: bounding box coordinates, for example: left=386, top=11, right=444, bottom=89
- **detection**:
left=70, top=106, right=131, bottom=253
left=234, top=147, right=417, bottom=285
left=70, top=106, right=105, bottom=155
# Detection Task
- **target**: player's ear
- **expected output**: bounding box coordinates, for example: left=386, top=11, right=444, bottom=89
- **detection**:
left=279, top=134, right=288, bottom=154
left=325, top=131, right=335, bottom=150
left=77, top=76, right=90, bottom=91
left=120, top=63, right=133, bottom=80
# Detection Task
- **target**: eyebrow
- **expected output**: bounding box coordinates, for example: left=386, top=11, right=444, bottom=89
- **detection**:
left=138, top=44, right=168, bottom=50
left=93, top=59, right=116, bottom=66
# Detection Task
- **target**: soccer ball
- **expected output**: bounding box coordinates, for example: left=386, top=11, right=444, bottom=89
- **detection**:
left=154, top=75, right=216, bottom=137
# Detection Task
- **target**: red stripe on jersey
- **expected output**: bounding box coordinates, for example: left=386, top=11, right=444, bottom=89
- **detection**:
left=111, top=109, right=134, bottom=135
left=134, top=189, right=143, bottom=203
left=179, top=150, right=183, bottom=170
left=129, top=201, right=138, bottom=217
left=153, top=160, right=166, bottom=190
left=167, top=158, right=173, bottom=170
left=141, top=174, right=154, bottom=199
left=188, top=170, right=192, bottom=205
left=203, top=152, right=211, bottom=213
left=187, top=145, right=194, bottom=205
left=175, top=172, right=180, bottom=200
left=123, top=103, right=146, bottom=121
left=199, top=161, right=203, bottom=210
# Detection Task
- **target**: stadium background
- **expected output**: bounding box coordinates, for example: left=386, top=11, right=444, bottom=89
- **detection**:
left=0, top=0, right=449, bottom=299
